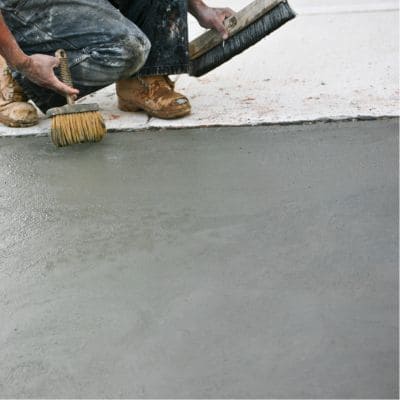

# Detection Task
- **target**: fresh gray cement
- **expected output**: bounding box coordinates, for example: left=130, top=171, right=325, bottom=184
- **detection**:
left=0, top=119, right=398, bottom=398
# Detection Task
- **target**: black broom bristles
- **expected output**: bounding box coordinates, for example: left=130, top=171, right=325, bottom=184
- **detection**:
left=189, top=1, right=296, bottom=77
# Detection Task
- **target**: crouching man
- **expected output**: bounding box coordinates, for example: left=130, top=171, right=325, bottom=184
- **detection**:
left=0, top=0, right=233, bottom=127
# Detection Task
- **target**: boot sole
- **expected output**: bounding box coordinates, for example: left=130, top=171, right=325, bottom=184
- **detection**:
left=118, top=99, right=191, bottom=120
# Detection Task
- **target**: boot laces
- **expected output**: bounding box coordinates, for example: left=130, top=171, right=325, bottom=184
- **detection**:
left=138, top=75, right=175, bottom=94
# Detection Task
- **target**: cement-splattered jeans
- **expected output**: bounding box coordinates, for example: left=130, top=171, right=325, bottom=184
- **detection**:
left=0, top=0, right=189, bottom=111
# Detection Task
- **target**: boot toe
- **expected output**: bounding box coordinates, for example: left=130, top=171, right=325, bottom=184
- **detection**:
left=155, top=94, right=191, bottom=118
left=171, top=97, right=191, bottom=117
left=6, top=102, right=38, bottom=127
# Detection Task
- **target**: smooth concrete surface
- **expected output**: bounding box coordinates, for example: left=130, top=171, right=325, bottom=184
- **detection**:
left=0, top=119, right=398, bottom=398
left=0, top=0, right=398, bottom=137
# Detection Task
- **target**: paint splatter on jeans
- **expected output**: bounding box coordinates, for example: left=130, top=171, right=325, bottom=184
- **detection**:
left=0, top=0, right=189, bottom=111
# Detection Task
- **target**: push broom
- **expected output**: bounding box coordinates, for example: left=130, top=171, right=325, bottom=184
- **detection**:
left=189, top=0, right=296, bottom=77
left=46, top=49, right=106, bottom=147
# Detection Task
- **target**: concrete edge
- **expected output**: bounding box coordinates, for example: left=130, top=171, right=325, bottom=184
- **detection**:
left=1, top=115, right=398, bottom=138
left=123, top=115, right=400, bottom=130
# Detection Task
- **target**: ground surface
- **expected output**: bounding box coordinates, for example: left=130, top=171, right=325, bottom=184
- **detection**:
left=0, top=0, right=398, bottom=136
left=0, top=119, right=398, bottom=398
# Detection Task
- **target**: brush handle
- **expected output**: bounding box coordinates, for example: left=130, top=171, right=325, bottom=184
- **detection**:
left=55, top=49, right=75, bottom=105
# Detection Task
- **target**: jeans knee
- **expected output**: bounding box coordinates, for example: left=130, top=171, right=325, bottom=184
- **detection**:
left=119, top=32, right=151, bottom=78
left=68, top=30, right=151, bottom=87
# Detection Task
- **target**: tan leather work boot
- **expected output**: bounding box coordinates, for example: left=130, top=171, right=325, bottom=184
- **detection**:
left=0, top=56, right=38, bottom=128
left=116, top=76, right=191, bottom=119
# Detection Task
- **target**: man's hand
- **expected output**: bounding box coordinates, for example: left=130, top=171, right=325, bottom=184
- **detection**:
left=0, top=13, right=77, bottom=97
left=17, top=54, right=79, bottom=97
left=189, top=1, right=235, bottom=40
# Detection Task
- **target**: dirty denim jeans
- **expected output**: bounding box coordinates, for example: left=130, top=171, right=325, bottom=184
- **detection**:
left=0, top=0, right=189, bottom=111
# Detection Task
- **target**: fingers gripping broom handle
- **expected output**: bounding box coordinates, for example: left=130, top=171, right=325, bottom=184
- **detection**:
left=55, top=49, right=75, bottom=105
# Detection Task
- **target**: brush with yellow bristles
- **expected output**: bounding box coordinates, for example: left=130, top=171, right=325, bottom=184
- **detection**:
left=46, top=49, right=107, bottom=147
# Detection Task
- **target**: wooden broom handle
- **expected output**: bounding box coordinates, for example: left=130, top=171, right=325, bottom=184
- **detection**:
left=55, top=49, right=75, bottom=105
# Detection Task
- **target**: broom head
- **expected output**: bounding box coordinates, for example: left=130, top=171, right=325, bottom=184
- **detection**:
left=47, top=103, right=107, bottom=147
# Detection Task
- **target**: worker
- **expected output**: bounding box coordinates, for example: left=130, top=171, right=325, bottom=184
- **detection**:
left=0, top=0, right=234, bottom=127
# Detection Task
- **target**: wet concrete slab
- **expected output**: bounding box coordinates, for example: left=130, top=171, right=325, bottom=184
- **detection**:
left=0, top=119, right=398, bottom=398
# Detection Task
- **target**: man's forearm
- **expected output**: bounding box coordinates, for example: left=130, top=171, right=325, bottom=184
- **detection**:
left=0, top=12, right=30, bottom=70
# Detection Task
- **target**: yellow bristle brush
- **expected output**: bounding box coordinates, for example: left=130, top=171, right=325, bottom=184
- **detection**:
left=46, top=49, right=107, bottom=147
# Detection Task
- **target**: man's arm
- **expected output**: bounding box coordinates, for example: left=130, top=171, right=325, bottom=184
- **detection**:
left=188, top=0, right=235, bottom=39
left=0, top=12, right=78, bottom=96
left=0, top=12, right=29, bottom=70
